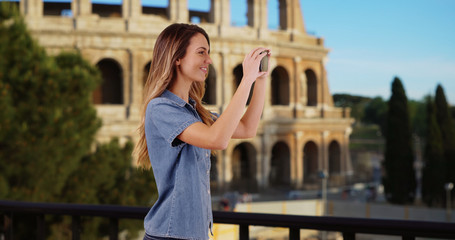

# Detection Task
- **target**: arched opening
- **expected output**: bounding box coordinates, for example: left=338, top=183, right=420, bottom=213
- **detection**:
left=189, top=0, right=211, bottom=23
left=230, top=0, right=248, bottom=26
left=143, top=61, right=151, bottom=86
left=43, top=0, right=72, bottom=16
left=303, top=141, right=318, bottom=184
left=233, top=64, right=253, bottom=105
left=231, top=142, right=257, bottom=192
left=141, top=0, right=168, bottom=18
left=305, top=69, right=317, bottom=106
left=202, top=65, right=216, bottom=105
left=92, top=0, right=122, bottom=18
left=271, top=66, right=290, bottom=105
left=270, top=141, right=291, bottom=189
left=328, top=141, right=341, bottom=175
left=93, top=58, right=123, bottom=104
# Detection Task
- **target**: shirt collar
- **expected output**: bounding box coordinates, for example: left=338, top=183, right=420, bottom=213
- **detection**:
left=162, top=89, right=197, bottom=108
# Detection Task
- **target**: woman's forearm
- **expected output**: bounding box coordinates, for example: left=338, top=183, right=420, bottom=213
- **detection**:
left=209, top=78, right=255, bottom=146
left=234, top=78, right=267, bottom=138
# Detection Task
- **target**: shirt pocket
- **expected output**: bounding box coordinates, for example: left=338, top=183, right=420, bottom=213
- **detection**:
left=195, top=148, right=211, bottom=182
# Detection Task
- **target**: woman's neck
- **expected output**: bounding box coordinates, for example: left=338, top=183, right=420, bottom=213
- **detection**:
left=168, top=79, right=191, bottom=103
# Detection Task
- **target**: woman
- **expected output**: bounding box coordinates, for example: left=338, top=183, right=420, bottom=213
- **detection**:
left=134, top=23, right=271, bottom=240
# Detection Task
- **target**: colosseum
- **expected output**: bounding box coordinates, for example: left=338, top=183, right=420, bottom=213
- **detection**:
left=14, top=0, right=354, bottom=193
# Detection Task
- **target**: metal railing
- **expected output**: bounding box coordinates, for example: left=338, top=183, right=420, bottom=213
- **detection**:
left=1, top=200, right=455, bottom=240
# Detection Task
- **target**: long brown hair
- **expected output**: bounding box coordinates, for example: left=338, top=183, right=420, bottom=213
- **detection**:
left=134, top=23, right=215, bottom=170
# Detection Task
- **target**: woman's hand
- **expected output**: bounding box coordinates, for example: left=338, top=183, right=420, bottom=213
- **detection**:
left=242, top=47, right=271, bottom=85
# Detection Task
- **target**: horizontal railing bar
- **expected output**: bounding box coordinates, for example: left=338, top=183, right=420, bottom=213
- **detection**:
left=213, top=211, right=455, bottom=239
left=0, top=200, right=148, bottom=219
left=1, top=200, right=455, bottom=239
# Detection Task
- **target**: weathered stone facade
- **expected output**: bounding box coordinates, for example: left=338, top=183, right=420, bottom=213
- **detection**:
left=17, top=0, right=353, bottom=192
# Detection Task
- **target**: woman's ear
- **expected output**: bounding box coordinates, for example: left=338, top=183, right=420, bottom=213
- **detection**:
left=176, top=58, right=181, bottom=66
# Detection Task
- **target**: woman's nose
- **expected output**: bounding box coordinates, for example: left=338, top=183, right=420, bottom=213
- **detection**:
left=206, top=55, right=213, bottom=64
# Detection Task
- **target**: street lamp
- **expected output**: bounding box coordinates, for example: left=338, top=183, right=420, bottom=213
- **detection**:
left=318, top=170, right=328, bottom=240
left=318, top=170, right=329, bottom=215
left=445, top=182, right=453, bottom=222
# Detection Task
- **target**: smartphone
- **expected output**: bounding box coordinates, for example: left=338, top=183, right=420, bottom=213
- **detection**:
left=259, top=50, right=269, bottom=72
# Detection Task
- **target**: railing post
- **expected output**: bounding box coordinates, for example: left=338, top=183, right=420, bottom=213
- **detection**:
left=343, top=232, right=355, bottom=240
left=289, top=227, right=300, bottom=240
left=109, top=217, right=119, bottom=240
left=239, top=224, right=249, bottom=240
left=4, top=213, right=13, bottom=240
left=36, top=214, right=45, bottom=240
left=72, top=215, right=81, bottom=240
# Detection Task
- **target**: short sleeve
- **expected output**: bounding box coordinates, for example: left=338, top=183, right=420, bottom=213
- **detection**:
left=211, top=111, right=219, bottom=121
left=149, top=102, right=200, bottom=147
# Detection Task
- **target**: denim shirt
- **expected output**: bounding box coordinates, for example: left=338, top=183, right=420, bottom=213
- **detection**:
left=144, top=90, right=213, bottom=240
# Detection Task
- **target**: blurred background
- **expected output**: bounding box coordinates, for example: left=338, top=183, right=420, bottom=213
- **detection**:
left=0, top=0, right=454, bottom=239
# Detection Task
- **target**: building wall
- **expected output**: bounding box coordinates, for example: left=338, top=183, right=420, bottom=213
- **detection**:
left=18, top=0, right=354, bottom=192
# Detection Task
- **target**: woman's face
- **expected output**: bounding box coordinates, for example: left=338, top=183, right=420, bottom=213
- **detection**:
left=176, top=33, right=212, bottom=83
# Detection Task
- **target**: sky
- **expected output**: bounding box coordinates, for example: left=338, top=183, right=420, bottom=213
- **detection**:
left=51, top=0, right=455, bottom=104
left=197, top=0, right=455, bottom=104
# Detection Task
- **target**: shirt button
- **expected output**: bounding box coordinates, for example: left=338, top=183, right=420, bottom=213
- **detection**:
left=208, top=189, right=210, bottom=194
left=206, top=152, right=209, bottom=157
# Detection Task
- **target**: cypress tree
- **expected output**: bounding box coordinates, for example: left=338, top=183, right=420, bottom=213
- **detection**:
left=434, top=85, right=455, bottom=187
left=383, top=77, right=416, bottom=204
left=421, top=97, right=445, bottom=206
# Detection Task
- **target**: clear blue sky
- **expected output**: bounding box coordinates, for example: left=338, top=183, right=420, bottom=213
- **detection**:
left=89, top=0, right=455, bottom=104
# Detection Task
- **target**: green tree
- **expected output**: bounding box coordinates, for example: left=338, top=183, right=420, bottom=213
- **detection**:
left=52, top=138, right=157, bottom=239
left=333, top=93, right=371, bottom=121
left=383, top=77, right=416, bottom=204
left=1, top=3, right=157, bottom=238
left=363, top=96, right=387, bottom=134
left=408, top=98, right=428, bottom=138
left=0, top=2, right=101, bottom=202
left=434, top=85, right=455, bottom=188
left=421, top=97, right=445, bottom=206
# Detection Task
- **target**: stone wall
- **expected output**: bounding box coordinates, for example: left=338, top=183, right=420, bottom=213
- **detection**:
left=17, top=0, right=354, bottom=191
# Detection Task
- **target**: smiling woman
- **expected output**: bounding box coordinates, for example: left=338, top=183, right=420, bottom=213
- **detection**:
left=133, top=23, right=271, bottom=240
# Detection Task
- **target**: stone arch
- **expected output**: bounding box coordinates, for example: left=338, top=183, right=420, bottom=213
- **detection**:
left=202, top=65, right=216, bottom=105
left=271, top=66, right=290, bottom=105
left=233, top=64, right=253, bottom=105
left=143, top=61, right=151, bottom=86
left=328, top=140, right=341, bottom=175
left=303, top=141, right=318, bottom=184
left=305, top=69, right=317, bottom=106
left=231, top=142, right=257, bottom=192
left=270, top=141, right=291, bottom=188
left=93, top=58, right=123, bottom=104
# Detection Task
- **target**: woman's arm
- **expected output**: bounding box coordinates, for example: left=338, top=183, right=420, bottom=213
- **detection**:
left=177, top=47, right=270, bottom=150
left=231, top=52, right=270, bottom=139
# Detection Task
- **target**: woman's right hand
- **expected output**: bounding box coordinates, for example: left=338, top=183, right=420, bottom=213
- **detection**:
left=242, top=47, right=270, bottom=85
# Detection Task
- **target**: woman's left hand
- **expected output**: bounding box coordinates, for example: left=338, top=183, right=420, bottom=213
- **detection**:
left=242, top=47, right=271, bottom=85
